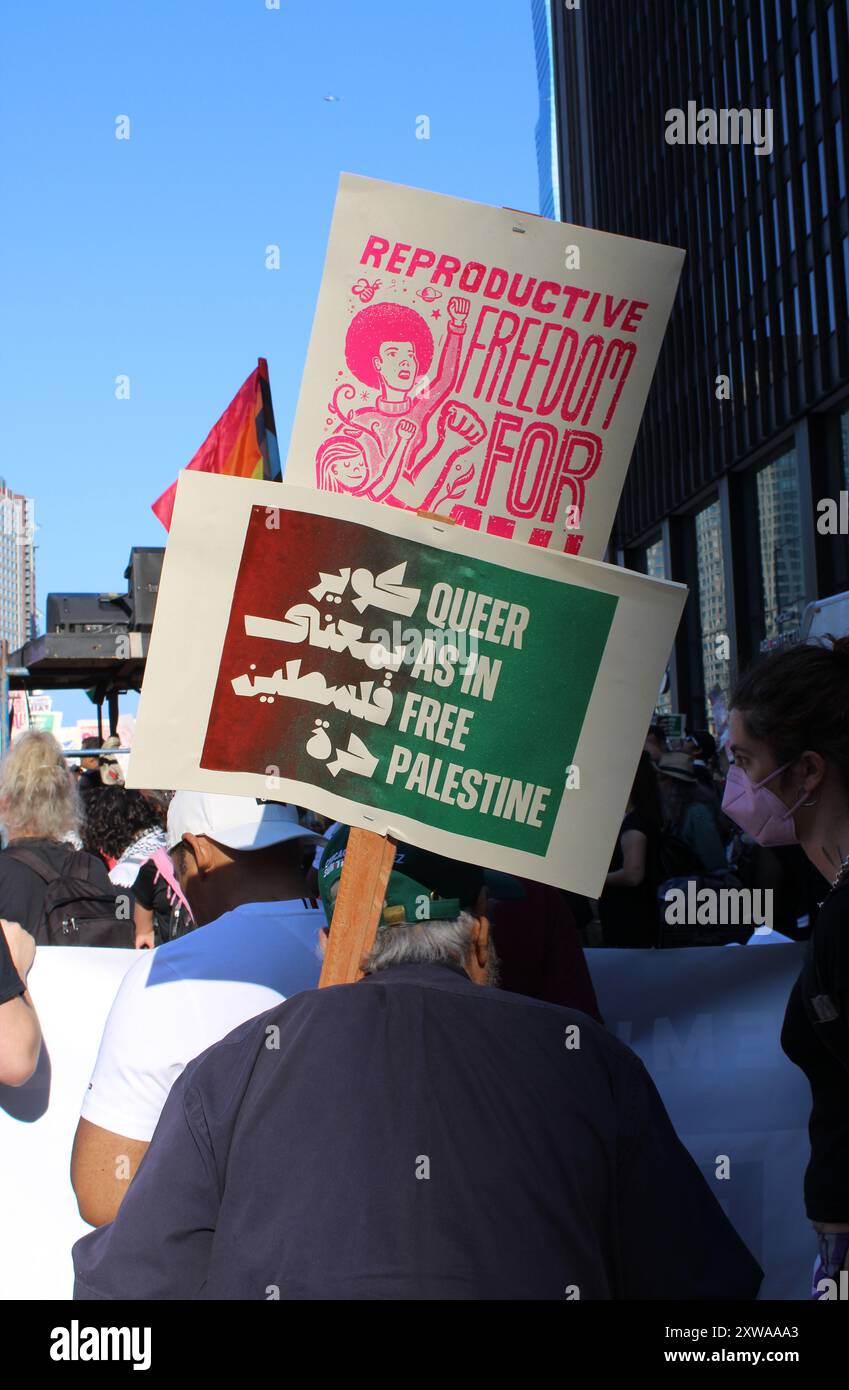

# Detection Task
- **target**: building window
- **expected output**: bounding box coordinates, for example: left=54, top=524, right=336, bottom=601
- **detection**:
left=827, top=5, right=839, bottom=84
left=842, top=409, right=849, bottom=493
left=645, top=537, right=666, bottom=581
left=728, top=159, right=736, bottom=214
left=695, top=501, right=730, bottom=736
left=795, top=52, right=804, bottom=121
left=759, top=212, right=768, bottom=274
left=756, top=451, right=806, bottom=643
left=760, top=4, right=769, bottom=62
left=786, top=180, right=796, bottom=251
left=801, top=161, right=812, bottom=233
left=810, top=29, right=821, bottom=105
left=644, top=537, right=673, bottom=715
left=837, top=122, right=847, bottom=199
left=746, top=229, right=755, bottom=296
left=780, top=73, right=789, bottom=139
left=825, top=254, right=836, bottom=332
left=818, top=141, right=829, bottom=219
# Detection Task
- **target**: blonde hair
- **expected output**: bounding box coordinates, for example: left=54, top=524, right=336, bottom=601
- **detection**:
left=0, top=730, right=81, bottom=842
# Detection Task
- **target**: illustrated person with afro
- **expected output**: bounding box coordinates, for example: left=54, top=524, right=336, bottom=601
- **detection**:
left=316, top=295, right=487, bottom=512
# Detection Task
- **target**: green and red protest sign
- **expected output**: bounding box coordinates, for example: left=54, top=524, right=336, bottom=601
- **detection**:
left=128, top=472, right=685, bottom=895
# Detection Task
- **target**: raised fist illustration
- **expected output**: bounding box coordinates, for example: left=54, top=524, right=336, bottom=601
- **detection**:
left=444, top=403, right=486, bottom=446
left=447, top=296, right=470, bottom=327
left=396, top=419, right=417, bottom=438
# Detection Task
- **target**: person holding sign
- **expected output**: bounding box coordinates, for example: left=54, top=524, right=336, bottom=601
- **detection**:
left=72, top=829, right=761, bottom=1301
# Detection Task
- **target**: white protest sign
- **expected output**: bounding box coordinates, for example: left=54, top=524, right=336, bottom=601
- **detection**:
left=127, top=472, right=686, bottom=896
left=284, top=174, right=685, bottom=559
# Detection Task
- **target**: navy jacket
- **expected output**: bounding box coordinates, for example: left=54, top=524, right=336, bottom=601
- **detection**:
left=73, top=962, right=762, bottom=1300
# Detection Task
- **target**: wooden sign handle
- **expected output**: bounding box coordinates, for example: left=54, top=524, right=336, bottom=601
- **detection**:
left=318, top=827, right=397, bottom=987
left=415, top=510, right=458, bottom=526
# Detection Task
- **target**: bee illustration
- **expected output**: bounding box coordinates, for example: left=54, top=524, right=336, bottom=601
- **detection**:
left=351, top=278, right=381, bottom=302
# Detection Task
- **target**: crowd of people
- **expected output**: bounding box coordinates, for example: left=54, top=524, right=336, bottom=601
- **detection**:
left=0, top=634, right=847, bottom=1297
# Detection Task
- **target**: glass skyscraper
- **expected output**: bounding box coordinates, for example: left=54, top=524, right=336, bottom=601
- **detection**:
left=531, top=0, right=562, bottom=219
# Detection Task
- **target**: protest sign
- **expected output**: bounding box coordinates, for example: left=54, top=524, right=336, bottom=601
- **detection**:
left=283, top=174, right=685, bottom=559
left=128, top=471, right=686, bottom=896
left=657, top=712, right=687, bottom=741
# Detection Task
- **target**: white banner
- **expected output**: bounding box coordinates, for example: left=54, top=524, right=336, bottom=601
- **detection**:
left=588, top=942, right=813, bottom=1301
left=0, top=948, right=136, bottom=1300
left=0, top=943, right=810, bottom=1300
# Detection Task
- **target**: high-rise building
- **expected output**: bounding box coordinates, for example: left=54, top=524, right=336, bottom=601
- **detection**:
left=547, top=0, right=849, bottom=733
left=532, top=0, right=562, bottom=218
left=0, top=479, right=36, bottom=653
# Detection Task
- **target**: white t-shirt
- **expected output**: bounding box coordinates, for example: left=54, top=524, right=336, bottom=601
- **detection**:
left=80, top=897, right=325, bottom=1142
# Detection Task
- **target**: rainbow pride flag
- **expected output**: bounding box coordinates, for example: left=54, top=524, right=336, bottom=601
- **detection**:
left=152, top=358, right=282, bottom=530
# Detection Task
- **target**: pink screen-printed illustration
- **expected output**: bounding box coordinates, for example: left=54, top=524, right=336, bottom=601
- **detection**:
left=316, top=295, right=487, bottom=514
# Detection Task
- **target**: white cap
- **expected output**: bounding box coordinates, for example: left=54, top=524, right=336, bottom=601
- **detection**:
left=166, top=791, right=325, bottom=853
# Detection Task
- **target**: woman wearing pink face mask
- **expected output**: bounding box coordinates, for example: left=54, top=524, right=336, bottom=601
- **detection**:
left=726, top=636, right=849, bottom=1298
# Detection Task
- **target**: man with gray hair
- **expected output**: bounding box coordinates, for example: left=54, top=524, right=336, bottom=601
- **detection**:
left=73, top=827, right=762, bottom=1300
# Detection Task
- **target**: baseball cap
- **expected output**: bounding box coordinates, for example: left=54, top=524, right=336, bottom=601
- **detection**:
left=167, top=791, right=325, bottom=853
left=318, top=825, right=485, bottom=929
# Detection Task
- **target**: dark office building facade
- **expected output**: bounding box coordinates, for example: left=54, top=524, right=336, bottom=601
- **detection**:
left=546, top=0, right=849, bottom=735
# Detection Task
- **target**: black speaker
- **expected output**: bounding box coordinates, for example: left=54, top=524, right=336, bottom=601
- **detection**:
left=124, top=548, right=164, bottom=630
left=46, top=593, right=130, bottom=634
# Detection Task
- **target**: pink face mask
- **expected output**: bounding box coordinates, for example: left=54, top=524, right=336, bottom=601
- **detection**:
left=721, top=762, right=808, bottom=847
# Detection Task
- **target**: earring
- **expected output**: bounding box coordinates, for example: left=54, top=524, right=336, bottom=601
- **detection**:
left=800, top=790, right=819, bottom=807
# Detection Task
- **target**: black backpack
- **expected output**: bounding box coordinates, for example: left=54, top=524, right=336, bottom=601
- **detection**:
left=6, top=846, right=134, bottom=948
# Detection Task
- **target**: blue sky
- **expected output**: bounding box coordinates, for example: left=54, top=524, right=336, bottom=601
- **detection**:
left=0, top=0, right=542, bottom=727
